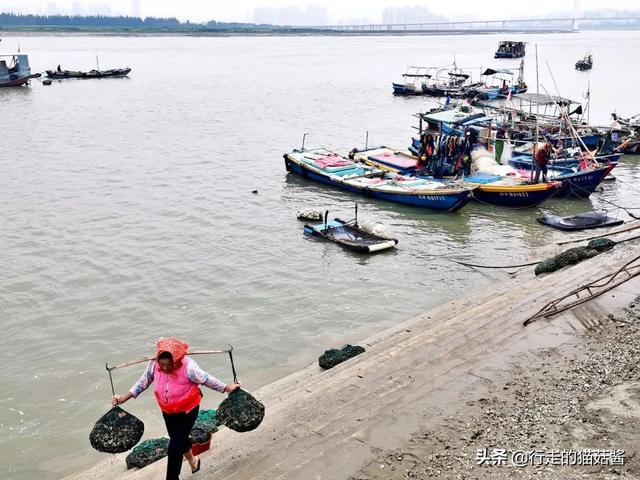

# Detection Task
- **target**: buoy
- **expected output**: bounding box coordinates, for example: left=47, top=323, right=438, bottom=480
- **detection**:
left=296, top=209, right=323, bottom=221
left=251, top=190, right=258, bottom=194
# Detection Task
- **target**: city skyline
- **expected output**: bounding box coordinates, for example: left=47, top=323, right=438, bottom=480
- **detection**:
left=1, top=0, right=639, bottom=24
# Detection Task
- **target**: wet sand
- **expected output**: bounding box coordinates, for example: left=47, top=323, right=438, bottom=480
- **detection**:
left=66, top=238, right=640, bottom=480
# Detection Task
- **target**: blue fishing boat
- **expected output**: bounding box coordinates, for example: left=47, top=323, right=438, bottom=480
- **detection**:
left=392, top=66, right=432, bottom=96
left=465, top=66, right=528, bottom=100
left=509, top=152, right=620, bottom=171
left=283, top=147, right=473, bottom=213
left=354, top=147, right=564, bottom=208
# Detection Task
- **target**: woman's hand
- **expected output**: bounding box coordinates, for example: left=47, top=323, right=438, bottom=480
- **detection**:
left=223, top=383, right=242, bottom=394
left=111, top=393, right=132, bottom=406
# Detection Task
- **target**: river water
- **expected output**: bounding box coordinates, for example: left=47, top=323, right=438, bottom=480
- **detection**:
left=1, top=31, right=639, bottom=479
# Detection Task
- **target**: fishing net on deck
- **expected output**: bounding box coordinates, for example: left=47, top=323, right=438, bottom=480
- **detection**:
left=89, top=407, right=144, bottom=454
left=125, top=437, right=169, bottom=469
left=318, top=345, right=366, bottom=370
left=216, top=389, right=265, bottom=432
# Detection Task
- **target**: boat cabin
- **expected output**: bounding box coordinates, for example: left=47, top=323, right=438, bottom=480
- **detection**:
left=0, top=54, right=37, bottom=87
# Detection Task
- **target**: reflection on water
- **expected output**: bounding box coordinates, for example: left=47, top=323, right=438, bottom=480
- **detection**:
left=2, top=32, right=640, bottom=480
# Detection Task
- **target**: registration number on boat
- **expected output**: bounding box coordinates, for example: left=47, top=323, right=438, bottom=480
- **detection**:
left=498, top=192, right=530, bottom=198
left=418, top=195, right=446, bottom=201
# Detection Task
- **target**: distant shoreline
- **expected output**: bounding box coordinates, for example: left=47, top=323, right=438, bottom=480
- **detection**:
left=0, top=27, right=576, bottom=37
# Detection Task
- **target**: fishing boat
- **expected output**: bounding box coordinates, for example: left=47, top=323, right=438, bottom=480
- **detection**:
left=304, top=207, right=398, bottom=254
left=45, top=67, right=131, bottom=79
left=464, top=63, right=527, bottom=101
left=353, top=146, right=564, bottom=208
left=283, top=147, right=474, bottom=213
left=509, top=152, right=620, bottom=170
left=575, top=54, right=593, bottom=71
left=0, top=54, right=40, bottom=87
left=392, top=66, right=432, bottom=96
left=494, top=41, right=526, bottom=59
left=421, top=64, right=481, bottom=98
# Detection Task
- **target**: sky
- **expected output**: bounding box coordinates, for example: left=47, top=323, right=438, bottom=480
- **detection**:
left=1, top=0, right=639, bottom=23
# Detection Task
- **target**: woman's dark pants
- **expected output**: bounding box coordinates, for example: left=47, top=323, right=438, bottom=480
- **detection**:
left=163, top=406, right=199, bottom=480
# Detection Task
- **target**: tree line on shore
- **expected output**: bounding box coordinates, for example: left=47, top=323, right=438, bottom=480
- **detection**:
left=0, top=13, right=290, bottom=31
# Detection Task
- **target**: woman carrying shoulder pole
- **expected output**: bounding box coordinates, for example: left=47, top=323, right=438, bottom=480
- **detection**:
left=112, top=338, right=241, bottom=479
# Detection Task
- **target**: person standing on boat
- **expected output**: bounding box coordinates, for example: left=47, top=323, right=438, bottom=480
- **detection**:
left=495, top=127, right=508, bottom=165
left=533, top=137, right=558, bottom=183
left=111, top=338, right=241, bottom=480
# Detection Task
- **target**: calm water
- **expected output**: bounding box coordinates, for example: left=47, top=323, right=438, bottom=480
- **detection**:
left=1, top=31, right=640, bottom=480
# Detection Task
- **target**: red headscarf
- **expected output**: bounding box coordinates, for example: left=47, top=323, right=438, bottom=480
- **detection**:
left=156, top=337, right=189, bottom=363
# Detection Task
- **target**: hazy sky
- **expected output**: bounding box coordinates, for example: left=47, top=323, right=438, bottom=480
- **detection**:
left=1, top=0, right=638, bottom=23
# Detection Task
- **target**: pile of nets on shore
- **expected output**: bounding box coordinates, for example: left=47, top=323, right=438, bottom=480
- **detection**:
left=318, top=344, right=365, bottom=370
left=535, top=238, right=616, bottom=276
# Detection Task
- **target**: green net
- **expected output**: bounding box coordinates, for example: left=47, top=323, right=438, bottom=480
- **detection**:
left=216, top=389, right=265, bottom=433
left=535, top=247, right=599, bottom=276
left=588, top=238, right=616, bottom=252
left=89, top=407, right=144, bottom=454
left=318, top=344, right=366, bottom=369
left=194, top=409, right=218, bottom=434
left=125, top=437, right=169, bottom=469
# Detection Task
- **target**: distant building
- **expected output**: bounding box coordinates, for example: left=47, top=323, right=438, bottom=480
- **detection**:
left=381, top=6, right=447, bottom=25
left=253, top=4, right=329, bottom=26
left=131, top=0, right=141, bottom=18
left=46, top=2, right=58, bottom=16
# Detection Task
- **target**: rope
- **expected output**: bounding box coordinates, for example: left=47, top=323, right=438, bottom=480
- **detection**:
left=452, top=259, right=541, bottom=269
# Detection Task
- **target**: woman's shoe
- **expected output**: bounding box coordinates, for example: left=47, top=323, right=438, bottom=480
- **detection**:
left=191, top=458, right=201, bottom=474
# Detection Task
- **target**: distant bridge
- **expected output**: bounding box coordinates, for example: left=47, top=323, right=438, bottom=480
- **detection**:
left=302, top=16, right=640, bottom=33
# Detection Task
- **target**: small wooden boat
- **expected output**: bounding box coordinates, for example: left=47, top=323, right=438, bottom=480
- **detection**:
left=45, top=67, right=131, bottom=79
left=537, top=212, right=624, bottom=231
left=284, top=147, right=474, bottom=213
left=304, top=209, right=398, bottom=254
left=575, top=54, right=593, bottom=71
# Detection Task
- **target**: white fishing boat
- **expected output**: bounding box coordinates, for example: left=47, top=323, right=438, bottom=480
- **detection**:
left=0, top=54, right=40, bottom=87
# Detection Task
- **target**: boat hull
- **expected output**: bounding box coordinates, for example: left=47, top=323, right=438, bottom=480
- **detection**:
left=45, top=68, right=131, bottom=79
left=470, top=182, right=562, bottom=207
left=284, top=154, right=472, bottom=213
left=0, top=73, right=40, bottom=87
left=553, top=163, right=617, bottom=198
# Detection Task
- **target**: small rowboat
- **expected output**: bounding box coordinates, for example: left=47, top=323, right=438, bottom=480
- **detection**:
left=304, top=214, right=398, bottom=254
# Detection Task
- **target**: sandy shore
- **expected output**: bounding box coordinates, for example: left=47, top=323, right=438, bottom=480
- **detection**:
left=66, top=238, right=640, bottom=480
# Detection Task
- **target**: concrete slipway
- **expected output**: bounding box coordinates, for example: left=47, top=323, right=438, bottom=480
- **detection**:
left=66, top=239, right=640, bottom=480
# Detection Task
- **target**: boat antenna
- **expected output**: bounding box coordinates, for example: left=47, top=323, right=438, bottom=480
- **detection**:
left=365, top=131, right=369, bottom=150
left=96, top=54, right=100, bottom=70
left=354, top=202, right=359, bottom=228
left=324, top=210, right=329, bottom=232
left=301, top=132, right=310, bottom=151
